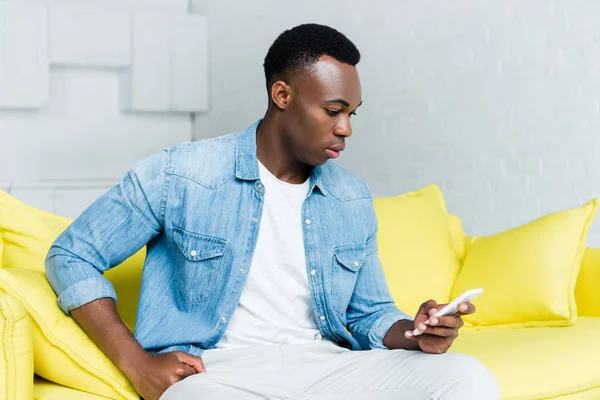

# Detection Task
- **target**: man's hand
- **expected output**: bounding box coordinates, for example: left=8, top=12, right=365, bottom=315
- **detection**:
left=404, top=299, right=475, bottom=354
left=124, top=351, right=205, bottom=400
left=67, top=299, right=205, bottom=400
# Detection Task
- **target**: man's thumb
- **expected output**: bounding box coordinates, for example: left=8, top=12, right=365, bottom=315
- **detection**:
left=176, top=352, right=206, bottom=373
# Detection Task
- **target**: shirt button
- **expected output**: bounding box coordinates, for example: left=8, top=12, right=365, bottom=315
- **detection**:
left=252, top=218, right=258, bottom=223
left=310, top=269, right=316, bottom=276
left=319, top=315, right=326, bottom=321
left=190, top=250, right=197, bottom=257
left=220, top=316, right=227, bottom=323
left=353, top=261, right=359, bottom=267
left=256, top=182, right=263, bottom=190
left=305, top=219, right=311, bottom=225
left=240, top=268, right=246, bottom=274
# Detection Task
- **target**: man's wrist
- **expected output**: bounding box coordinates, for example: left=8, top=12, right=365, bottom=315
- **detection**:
left=116, top=343, right=150, bottom=377
left=382, top=319, right=420, bottom=351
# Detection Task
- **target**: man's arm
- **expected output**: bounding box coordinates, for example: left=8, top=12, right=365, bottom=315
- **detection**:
left=46, top=152, right=167, bottom=316
left=70, top=298, right=204, bottom=400
left=347, top=200, right=474, bottom=353
left=70, top=298, right=146, bottom=374
left=345, top=200, right=416, bottom=350
left=45, top=150, right=204, bottom=400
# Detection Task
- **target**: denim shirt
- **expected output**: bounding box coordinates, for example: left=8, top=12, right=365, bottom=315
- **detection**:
left=46, top=120, right=412, bottom=356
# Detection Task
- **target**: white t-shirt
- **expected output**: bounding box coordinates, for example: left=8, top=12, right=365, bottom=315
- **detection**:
left=215, top=160, right=325, bottom=349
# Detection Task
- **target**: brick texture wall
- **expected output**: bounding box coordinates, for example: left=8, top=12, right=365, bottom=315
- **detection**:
left=0, top=0, right=206, bottom=218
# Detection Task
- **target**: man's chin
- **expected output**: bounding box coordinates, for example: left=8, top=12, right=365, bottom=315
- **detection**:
left=307, top=157, right=329, bottom=167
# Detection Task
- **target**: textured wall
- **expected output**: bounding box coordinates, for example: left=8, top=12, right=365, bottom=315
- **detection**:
left=0, top=0, right=206, bottom=218
left=191, top=0, right=600, bottom=245
left=2, top=0, right=599, bottom=244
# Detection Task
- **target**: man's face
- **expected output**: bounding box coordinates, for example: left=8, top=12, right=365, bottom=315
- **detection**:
left=278, top=56, right=362, bottom=166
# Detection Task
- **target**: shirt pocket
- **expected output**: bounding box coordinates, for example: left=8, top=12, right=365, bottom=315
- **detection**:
left=331, top=244, right=366, bottom=317
left=173, top=227, right=228, bottom=304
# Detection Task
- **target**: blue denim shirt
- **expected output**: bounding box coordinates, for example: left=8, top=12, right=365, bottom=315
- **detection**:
left=46, top=120, right=412, bottom=356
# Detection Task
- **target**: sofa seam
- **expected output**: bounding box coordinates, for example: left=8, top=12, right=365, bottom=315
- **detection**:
left=1, top=296, right=16, bottom=399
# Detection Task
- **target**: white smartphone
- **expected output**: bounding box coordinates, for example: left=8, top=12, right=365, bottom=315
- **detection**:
left=412, top=288, right=484, bottom=336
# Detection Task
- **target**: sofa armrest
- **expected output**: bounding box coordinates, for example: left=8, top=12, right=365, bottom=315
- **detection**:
left=0, top=290, right=34, bottom=400
left=576, top=247, right=600, bottom=317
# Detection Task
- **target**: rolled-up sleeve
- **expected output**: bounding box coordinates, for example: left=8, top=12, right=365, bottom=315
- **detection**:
left=346, top=200, right=413, bottom=350
left=45, top=150, right=169, bottom=315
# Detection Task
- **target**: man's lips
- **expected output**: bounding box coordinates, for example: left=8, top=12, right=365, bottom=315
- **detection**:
left=326, top=149, right=340, bottom=159
left=326, top=144, right=345, bottom=159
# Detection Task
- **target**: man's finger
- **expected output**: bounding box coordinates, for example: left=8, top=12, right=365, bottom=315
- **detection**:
left=404, top=329, right=457, bottom=341
left=418, top=335, right=451, bottom=354
left=176, top=352, right=206, bottom=373
left=409, top=318, right=459, bottom=337
left=418, top=300, right=439, bottom=316
left=456, top=302, right=476, bottom=315
left=415, top=300, right=439, bottom=326
left=404, top=327, right=440, bottom=340
left=430, top=315, right=464, bottom=329
left=173, top=364, right=197, bottom=380
left=417, top=326, right=458, bottom=338
left=405, top=329, right=419, bottom=340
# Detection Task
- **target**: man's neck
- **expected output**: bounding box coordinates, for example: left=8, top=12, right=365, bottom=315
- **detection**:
left=255, top=113, right=313, bottom=184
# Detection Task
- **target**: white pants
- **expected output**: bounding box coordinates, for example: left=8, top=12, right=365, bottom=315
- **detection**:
left=160, top=341, right=500, bottom=400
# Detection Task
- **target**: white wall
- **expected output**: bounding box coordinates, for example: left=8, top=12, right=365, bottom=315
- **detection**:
left=3, top=0, right=600, bottom=245
left=191, top=0, right=600, bottom=245
left=0, top=0, right=207, bottom=218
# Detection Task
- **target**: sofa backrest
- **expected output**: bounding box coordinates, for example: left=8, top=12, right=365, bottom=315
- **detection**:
left=2, top=190, right=597, bottom=330
left=104, top=211, right=600, bottom=329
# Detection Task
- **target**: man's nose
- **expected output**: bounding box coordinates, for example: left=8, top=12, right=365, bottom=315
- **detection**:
left=334, top=116, right=352, bottom=137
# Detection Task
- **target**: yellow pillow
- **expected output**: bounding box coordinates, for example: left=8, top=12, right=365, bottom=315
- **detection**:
left=0, top=190, right=143, bottom=330
left=0, top=191, right=145, bottom=398
left=374, top=185, right=462, bottom=316
left=447, top=213, right=468, bottom=263
left=0, top=288, right=34, bottom=400
left=0, top=267, right=138, bottom=399
left=0, top=191, right=68, bottom=273
left=576, top=247, right=600, bottom=318
left=453, top=199, right=599, bottom=327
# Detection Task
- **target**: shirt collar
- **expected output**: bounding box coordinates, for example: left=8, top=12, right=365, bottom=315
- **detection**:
left=234, top=119, right=328, bottom=196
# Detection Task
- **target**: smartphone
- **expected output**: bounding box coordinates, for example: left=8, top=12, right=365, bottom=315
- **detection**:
left=412, top=288, right=484, bottom=336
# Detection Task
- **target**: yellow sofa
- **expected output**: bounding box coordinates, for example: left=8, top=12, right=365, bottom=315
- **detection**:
left=1, top=189, right=600, bottom=400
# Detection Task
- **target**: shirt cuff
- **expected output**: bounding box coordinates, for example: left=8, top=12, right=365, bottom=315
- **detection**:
left=368, top=308, right=414, bottom=349
left=57, top=277, right=117, bottom=315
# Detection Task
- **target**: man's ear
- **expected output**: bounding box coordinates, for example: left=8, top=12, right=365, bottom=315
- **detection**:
left=270, top=80, right=292, bottom=110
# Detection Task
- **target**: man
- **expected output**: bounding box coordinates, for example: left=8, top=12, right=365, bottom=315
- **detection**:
left=46, top=24, right=500, bottom=399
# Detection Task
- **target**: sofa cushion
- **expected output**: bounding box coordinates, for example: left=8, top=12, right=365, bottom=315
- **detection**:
left=453, top=199, right=598, bottom=328
left=374, top=184, right=462, bottom=316
left=34, top=375, right=111, bottom=400
left=0, top=191, right=71, bottom=274
left=0, top=267, right=138, bottom=399
left=447, top=213, right=468, bottom=263
left=451, top=317, right=600, bottom=399
left=0, top=191, right=142, bottom=399
left=576, top=248, right=600, bottom=318
left=0, top=285, right=34, bottom=400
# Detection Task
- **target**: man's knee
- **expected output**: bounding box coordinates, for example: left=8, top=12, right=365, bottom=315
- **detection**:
left=443, top=353, right=500, bottom=399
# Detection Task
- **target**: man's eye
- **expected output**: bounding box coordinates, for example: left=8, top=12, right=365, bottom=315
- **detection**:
left=326, top=109, right=340, bottom=116
left=349, top=111, right=357, bottom=118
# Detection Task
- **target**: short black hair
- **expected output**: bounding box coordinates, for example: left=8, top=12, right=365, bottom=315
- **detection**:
left=263, top=23, right=361, bottom=91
